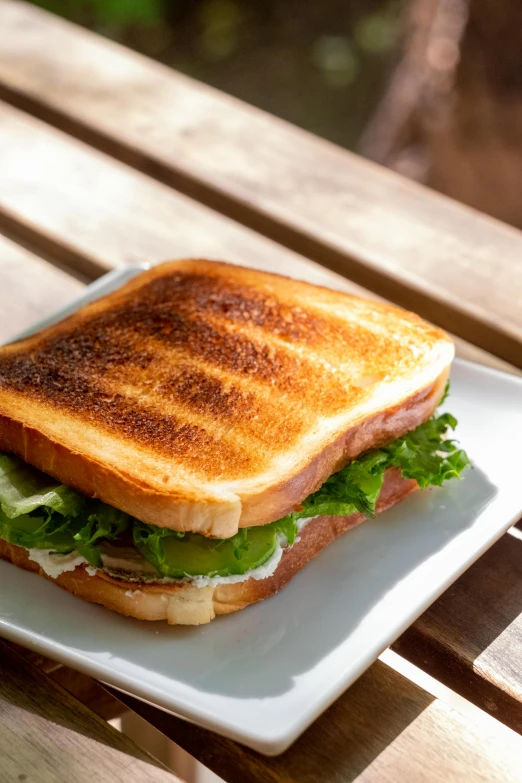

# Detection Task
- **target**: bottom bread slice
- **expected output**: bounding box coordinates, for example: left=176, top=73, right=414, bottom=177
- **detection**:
left=0, top=468, right=417, bottom=625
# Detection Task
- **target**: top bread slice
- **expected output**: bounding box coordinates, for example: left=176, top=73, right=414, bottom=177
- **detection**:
left=0, top=260, right=453, bottom=538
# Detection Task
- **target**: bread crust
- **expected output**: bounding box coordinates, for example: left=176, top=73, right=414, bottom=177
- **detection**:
left=0, top=260, right=453, bottom=538
left=238, top=370, right=446, bottom=526
left=0, top=468, right=417, bottom=625
left=0, top=368, right=447, bottom=538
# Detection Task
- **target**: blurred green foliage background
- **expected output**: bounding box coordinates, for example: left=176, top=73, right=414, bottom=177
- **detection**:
left=29, top=0, right=403, bottom=149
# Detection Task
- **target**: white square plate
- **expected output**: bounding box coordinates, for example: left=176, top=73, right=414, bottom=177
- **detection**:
left=1, top=267, right=521, bottom=755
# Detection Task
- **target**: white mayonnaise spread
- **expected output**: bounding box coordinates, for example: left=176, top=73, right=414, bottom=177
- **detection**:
left=27, top=549, right=90, bottom=579
left=189, top=542, right=284, bottom=587
left=100, top=538, right=286, bottom=586
left=27, top=517, right=316, bottom=585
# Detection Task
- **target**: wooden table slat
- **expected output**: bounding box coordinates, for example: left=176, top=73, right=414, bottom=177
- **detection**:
left=0, top=233, right=83, bottom=343
left=0, top=99, right=345, bottom=289
left=393, top=529, right=522, bottom=734
left=0, top=99, right=517, bottom=377
left=0, top=640, right=181, bottom=782
left=1, top=0, right=522, bottom=366
left=7, top=641, right=125, bottom=720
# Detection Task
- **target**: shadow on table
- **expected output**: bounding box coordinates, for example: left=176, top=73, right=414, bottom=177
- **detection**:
left=394, top=515, right=522, bottom=733
left=115, top=660, right=435, bottom=781
left=0, top=640, right=168, bottom=772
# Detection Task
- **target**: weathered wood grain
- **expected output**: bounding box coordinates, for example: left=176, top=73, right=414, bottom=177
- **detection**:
left=6, top=640, right=124, bottom=719
left=49, top=665, right=126, bottom=721
left=0, top=233, right=83, bottom=342
left=115, top=660, right=522, bottom=783
left=0, top=100, right=346, bottom=290
left=0, top=0, right=521, bottom=365
left=0, top=640, right=181, bottom=782
left=393, top=529, right=522, bottom=734
left=0, top=100, right=517, bottom=376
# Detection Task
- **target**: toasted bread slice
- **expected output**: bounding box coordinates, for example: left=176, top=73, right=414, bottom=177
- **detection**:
left=0, top=260, right=452, bottom=537
left=0, top=468, right=417, bottom=625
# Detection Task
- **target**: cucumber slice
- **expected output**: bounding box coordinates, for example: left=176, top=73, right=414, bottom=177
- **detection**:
left=0, top=509, right=77, bottom=554
left=133, top=523, right=279, bottom=579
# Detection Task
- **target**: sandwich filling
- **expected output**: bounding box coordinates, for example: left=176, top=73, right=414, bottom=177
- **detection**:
left=0, top=399, right=469, bottom=586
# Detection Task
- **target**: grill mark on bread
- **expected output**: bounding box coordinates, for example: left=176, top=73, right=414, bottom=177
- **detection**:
left=0, top=353, right=255, bottom=471
left=0, top=326, right=310, bottom=469
left=126, top=272, right=432, bottom=389
left=59, top=299, right=305, bottom=388
left=110, top=370, right=307, bottom=452
left=136, top=327, right=359, bottom=417
left=0, top=269, right=418, bottom=460
left=1, top=283, right=354, bottom=413
left=136, top=272, right=327, bottom=343
left=103, top=341, right=331, bottom=450
left=160, top=366, right=255, bottom=418
left=139, top=307, right=290, bottom=382
left=127, top=272, right=415, bottom=376
left=0, top=314, right=335, bottom=459
left=105, top=352, right=310, bottom=428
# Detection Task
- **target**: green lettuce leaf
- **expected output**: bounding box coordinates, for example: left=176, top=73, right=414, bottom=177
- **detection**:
left=0, top=454, right=130, bottom=565
left=0, top=454, right=85, bottom=518
left=275, top=409, right=470, bottom=531
left=73, top=501, right=131, bottom=567
left=382, top=412, right=470, bottom=488
left=0, top=397, right=470, bottom=578
left=439, top=380, right=451, bottom=406
left=0, top=506, right=79, bottom=554
left=272, top=514, right=299, bottom=546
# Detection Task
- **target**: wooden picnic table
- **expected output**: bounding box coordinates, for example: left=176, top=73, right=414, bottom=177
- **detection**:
left=1, top=1, right=522, bottom=781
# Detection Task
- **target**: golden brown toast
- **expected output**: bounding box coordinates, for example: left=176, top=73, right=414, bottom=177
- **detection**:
left=0, top=260, right=453, bottom=537
left=0, top=468, right=417, bottom=625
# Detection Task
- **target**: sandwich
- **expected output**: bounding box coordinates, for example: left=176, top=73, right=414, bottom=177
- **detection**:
left=0, top=260, right=469, bottom=625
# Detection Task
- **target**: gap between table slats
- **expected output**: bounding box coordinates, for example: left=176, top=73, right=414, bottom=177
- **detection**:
left=0, top=640, right=180, bottom=783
